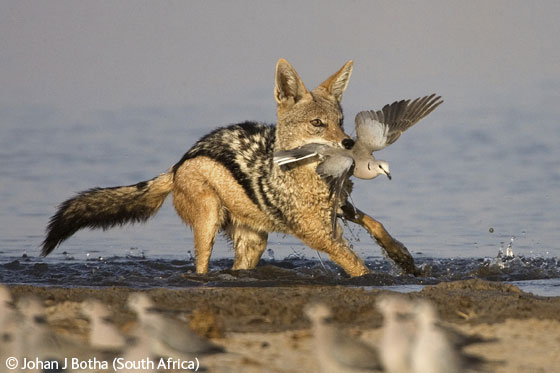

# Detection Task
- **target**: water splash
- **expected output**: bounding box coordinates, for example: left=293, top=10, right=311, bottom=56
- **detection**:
left=265, top=248, right=275, bottom=261
left=1, top=251, right=558, bottom=289
left=285, top=247, right=305, bottom=260
left=126, top=247, right=146, bottom=259
left=496, top=236, right=516, bottom=266
left=505, top=236, right=515, bottom=258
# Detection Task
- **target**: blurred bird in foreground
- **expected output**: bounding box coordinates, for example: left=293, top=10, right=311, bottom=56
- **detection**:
left=410, top=300, right=489, bottom=373
left=0, top=285, right=14, bottom=333
left=127, top=292, right=224, bottom=361
left=377, top=295, right=417, bottom=373
left=81, top=299, right=127, bottom=352
left=0, top=286, right=19, bottom=367
left=16, top=296, right=106, bottom=372
left=305, top=303, right=382, bottom=372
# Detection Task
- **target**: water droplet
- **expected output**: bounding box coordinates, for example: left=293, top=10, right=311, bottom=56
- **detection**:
left=266, top=248, right=275, bottom=260
left=505, top=237, right=515, bottom=258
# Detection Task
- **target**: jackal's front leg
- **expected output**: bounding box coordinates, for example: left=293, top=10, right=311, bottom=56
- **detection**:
left=341, top=204, right=419, bottom=275
left=295, top=225, right=370, bottom=277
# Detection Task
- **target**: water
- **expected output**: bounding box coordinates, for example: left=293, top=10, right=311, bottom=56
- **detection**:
left=507, top=278, right=560, bottom=297
left=1, top=98, right=559, bottom=294
left=365, top=279, right=560, bottom=297
left=1, top=252, right=559, bottom=294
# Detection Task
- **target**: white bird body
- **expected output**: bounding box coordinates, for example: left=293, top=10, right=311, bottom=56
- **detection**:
left=274, top=142, right=390, bottom=181
left=0, top=286, right=20, bottom=368
left=121, top=328, right=158, bottom=373
left=411, top=301, right=462, bottom=373
left=274, top=93, right=442, bottom=181
left=0, top=285, right=12, bottom=323
left=377, top=296, right=417, bottom=373
left=127, top=293, right=223, bottom=361
left=304, top=303, right=382, bottom=373
left=16, top=297, right=106, bottom=373
left=82, top=299, right=127, bottom=351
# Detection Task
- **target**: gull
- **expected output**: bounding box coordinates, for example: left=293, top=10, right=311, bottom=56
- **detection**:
left=304, top=303, right=382, bottom=373
left=81, top=299, right=126, bottom=351
left=377, top=296, right=490, bottom=373
left=274, top=94, right=443, bottom=235
left=0, top=286, right=20, bottom=367
left=121, top=327, right=157, bottom=373
left=127, top=292, right=224, bottom=360
left=411, top=300, right=462, bottom=373
left=411, top=300, right=489, bottom=373
left=376, top=295, right=417, bottom=373
left=0, top=285, right=13, bottom=329
left=16, top=297, right=103, bottom=372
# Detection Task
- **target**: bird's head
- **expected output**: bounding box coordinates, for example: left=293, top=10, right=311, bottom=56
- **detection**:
left=127, top=292, right=154, bottom=315
left=370, top=160, right=391, bottom=180
left=304, top=303, right=332, bottom=323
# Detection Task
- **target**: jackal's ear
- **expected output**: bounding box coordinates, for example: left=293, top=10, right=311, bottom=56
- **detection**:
left=274, top=59, right=308, bottom=105
left=318, top=60, right=353, bottom=102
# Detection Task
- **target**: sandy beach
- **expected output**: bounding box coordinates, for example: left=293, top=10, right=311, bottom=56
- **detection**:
left=4, top=278, right=560, bottom=372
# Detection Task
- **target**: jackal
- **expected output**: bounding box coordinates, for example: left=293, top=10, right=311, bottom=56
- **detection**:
left=42, top=59, right=418, bottom=277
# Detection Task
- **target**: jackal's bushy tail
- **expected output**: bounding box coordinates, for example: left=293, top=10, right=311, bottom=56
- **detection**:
left=41, top=172, right=174, bottom=256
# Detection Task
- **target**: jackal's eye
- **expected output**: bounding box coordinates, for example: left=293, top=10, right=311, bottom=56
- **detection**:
left=310, top=119, right=325, bottom=127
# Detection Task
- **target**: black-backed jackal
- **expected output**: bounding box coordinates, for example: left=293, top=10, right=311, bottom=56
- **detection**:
left=42, top=59, right=418, bottom=277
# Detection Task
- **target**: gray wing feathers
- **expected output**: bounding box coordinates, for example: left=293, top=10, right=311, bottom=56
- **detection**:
left=316, top=155, right=354, bottom=236
left=273, top=143, right=328, bottom=166
left=357, top=93, right=443, bottom=148
left=316, top=155, right=354, bottom=180
left=381, top=93, right=443, bottom=145
left=354, top=112, right=388, bottom=151
left=321, top=165, right=353, bottom=238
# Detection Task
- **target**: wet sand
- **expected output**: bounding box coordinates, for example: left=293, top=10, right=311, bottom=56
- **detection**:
left=5, top=278, right=560, bottom=372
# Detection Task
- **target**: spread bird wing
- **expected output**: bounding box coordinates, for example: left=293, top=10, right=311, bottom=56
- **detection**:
left=355, top=93, right=443, bottom=151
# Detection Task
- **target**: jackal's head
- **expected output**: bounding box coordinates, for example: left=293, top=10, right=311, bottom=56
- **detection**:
left=274, top=59, right=353, bottom=151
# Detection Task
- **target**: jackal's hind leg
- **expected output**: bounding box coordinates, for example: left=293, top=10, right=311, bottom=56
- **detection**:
left=173, top=189, right=223, bottom=274
left=227, top=224, right=268, bottom=270
left=341, top=204, right=419, bottom=275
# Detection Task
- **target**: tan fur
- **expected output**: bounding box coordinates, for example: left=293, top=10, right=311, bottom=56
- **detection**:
left=173, top=156, right=279, bottom=273
left=44, top=58, right=418, bottom=277
left=171, top=59, right=373, bottom=277
left=174, top=155, right=368, bottom=276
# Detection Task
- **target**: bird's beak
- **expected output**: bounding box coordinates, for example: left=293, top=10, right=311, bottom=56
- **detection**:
left=386, top=172, right=392, bottom=180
